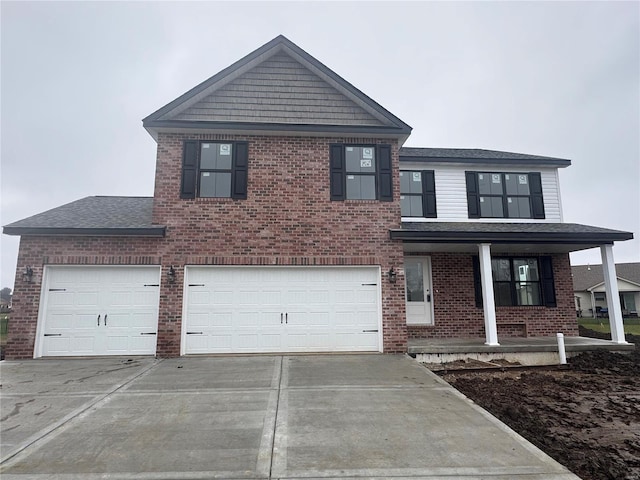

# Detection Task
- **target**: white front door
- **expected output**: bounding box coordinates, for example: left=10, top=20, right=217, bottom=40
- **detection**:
left=38, top=266, right=161, bottom=357
left=404, top=257, right=433, bottom=325
left=183, top=266, right=381, bottom=354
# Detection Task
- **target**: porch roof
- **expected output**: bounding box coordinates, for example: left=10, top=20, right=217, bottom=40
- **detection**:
left=390, top=222, right=633, bottom=254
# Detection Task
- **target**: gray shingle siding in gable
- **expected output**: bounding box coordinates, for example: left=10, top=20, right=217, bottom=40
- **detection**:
left=174, top=53, right=385, bottom=126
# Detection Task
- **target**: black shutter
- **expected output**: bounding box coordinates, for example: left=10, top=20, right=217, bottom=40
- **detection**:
left=330, top=144, right=345, bottom=200
left=422, top=170, right=437, bottom=217
left=539, top=256, right=557, bottom=307
left=180, top=140, right=198, bottom=199
left=232, top=141, right=249, bottom=199
left=472, top=256, right=483, bottom=308
left=529, top=172, right=545, bottom=219
left=465, top=172, right=480, bottom=218
left=378, top=144, right=393, bottom=201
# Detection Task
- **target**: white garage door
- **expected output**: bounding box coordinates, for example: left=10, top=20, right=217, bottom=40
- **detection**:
left=183, top=267, right=381, bottom=354
left=37, top=266, right=161, bottom=357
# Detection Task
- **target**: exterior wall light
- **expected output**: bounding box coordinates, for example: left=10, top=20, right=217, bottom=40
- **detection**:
left=167, top=266, right=177, bottom=284
left=23, top=266, right=34, bottom=283
left=388, top=267, right=397, bottom=284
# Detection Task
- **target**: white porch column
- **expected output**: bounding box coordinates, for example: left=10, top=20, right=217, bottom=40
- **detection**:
left=478, top=243, right=499, bottom=346
left=601, top=244, right=626, bottom=344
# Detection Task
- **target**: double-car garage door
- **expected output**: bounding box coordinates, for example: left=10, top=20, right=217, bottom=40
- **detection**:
left=37, top=266, right=381, bottom=357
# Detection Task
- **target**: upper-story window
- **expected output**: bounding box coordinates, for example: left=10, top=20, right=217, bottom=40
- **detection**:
left=330, top=144, right=393, bottom=201
left=465, top=171, right=545, bottom=219
left=400, top=170, right=437, bottom=218
left=180, top=140, right=248, bottom=199
left=346, top=146, right=377, bottom=199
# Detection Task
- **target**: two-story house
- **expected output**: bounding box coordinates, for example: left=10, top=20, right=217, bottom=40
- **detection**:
left=3, top=35, right=633, bottom=359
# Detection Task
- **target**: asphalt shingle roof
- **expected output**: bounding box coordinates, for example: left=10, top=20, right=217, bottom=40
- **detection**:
left=3, top=196, right=165, bottom=236
left=399, top=147, right=571, bottom=167
left=572, top=263, right=640, bottom=291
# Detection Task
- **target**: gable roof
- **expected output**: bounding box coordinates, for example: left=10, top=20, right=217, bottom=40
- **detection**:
left=399, top=147, right=571, bottom=167
left=572, top=262, right=640, bottom=291
left=2, top=197, right=165, bottom=237
left=143, top=35, right=411, bottom=140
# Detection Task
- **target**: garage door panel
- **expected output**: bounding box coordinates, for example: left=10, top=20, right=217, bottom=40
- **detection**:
left=42, top=337, right=72, bottom=356
left=47, top=291, right=76, bottom=307
left=259, top=333, right=282, bottom=348
left=69, top=336, right=97, bottom=354
left=74, top=292, right=100, bottom=306
left=105, top=335, right=129, bottom=353
left=237, top=312, right=260, bottom=327
left=122, top=337, right=156, bottom=354
left=184, top=267, right=380, bottom=354
left=208, top=335, right=232, bottom=350
left=210, top=312, right=233, bottom=327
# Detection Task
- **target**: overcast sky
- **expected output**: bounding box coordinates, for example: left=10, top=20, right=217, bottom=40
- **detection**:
left=1, top=1, right=639, bottom=289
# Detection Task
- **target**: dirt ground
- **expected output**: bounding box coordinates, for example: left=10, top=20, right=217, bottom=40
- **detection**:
left=440, top=333, right=640, bottom=480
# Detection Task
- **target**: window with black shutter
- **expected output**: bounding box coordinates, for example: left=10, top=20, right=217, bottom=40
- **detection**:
left=400, top=170, right=436, bottom=217
left=465, top=172, right=545, bottom=219
left=330, top=144, right=393, bottom=201
left=180, top=141, right=248, bottom=199
left=472, top=256, right=556, bottom=307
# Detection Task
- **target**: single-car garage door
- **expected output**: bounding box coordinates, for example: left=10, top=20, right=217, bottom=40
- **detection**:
left=183, top=266, right=381, bottom=354
left=37, top=266, right=161, bottom=357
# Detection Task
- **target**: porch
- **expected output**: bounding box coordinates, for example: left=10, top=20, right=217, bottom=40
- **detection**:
left=408, top=335, right=635, bottom=365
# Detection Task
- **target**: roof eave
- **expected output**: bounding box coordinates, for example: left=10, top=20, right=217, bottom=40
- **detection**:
left=399, top=156, right=572, bottom=168
left=389, top=230, right=633, bottom=244
left=2, top=226, right=167, bottom=237
left=143, top=120, right=412, bottom=139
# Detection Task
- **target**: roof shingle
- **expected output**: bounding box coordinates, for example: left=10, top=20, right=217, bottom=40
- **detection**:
left=572, top=263, right=640, bottom=291
left=3, top=196, right=165, bottom=237
left=399, top=147, right=571, bottom=167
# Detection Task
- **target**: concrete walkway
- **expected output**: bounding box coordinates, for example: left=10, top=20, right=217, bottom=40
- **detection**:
left=1, top=355, right=579, bottom=479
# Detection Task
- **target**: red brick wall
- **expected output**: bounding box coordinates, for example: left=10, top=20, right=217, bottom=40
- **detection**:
left=7, top=133, right=408, bottom=358
left=407, top=252, right=578, bottom=340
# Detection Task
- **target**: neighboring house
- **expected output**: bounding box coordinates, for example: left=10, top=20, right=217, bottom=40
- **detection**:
left=0, top=299, right=10, bottom=313
left=573, top=263, right=640, bottom=318
left=2, top=35, right=634, bottom=359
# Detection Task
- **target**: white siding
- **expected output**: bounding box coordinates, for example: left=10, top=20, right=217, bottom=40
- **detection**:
left=400, top=163, right=563, bottom=223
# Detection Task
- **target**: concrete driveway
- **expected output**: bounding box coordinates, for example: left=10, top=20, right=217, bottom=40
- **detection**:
left=1, top=355, right=578, bottom=479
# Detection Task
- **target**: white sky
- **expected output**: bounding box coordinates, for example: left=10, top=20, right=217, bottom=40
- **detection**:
left=1, top=1, right=639, bottom=289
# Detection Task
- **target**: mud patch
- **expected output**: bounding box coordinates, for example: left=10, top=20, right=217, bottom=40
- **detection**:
left=441, top=336, right=640, bottom=480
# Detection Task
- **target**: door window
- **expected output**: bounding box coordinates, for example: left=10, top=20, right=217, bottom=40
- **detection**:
left=405, top=261, right=424, bottom=302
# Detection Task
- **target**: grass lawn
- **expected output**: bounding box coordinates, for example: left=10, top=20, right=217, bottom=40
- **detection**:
left=0, top=313, right=8, bottom=347
left=578, top=316, right=640, bottom=335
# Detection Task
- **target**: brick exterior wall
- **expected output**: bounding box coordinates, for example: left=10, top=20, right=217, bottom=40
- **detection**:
left=152, top=133, right=407, bottom=355
left=7, top=133, right=408, bottom=358
left=406, top=252, right=578, bottom=340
